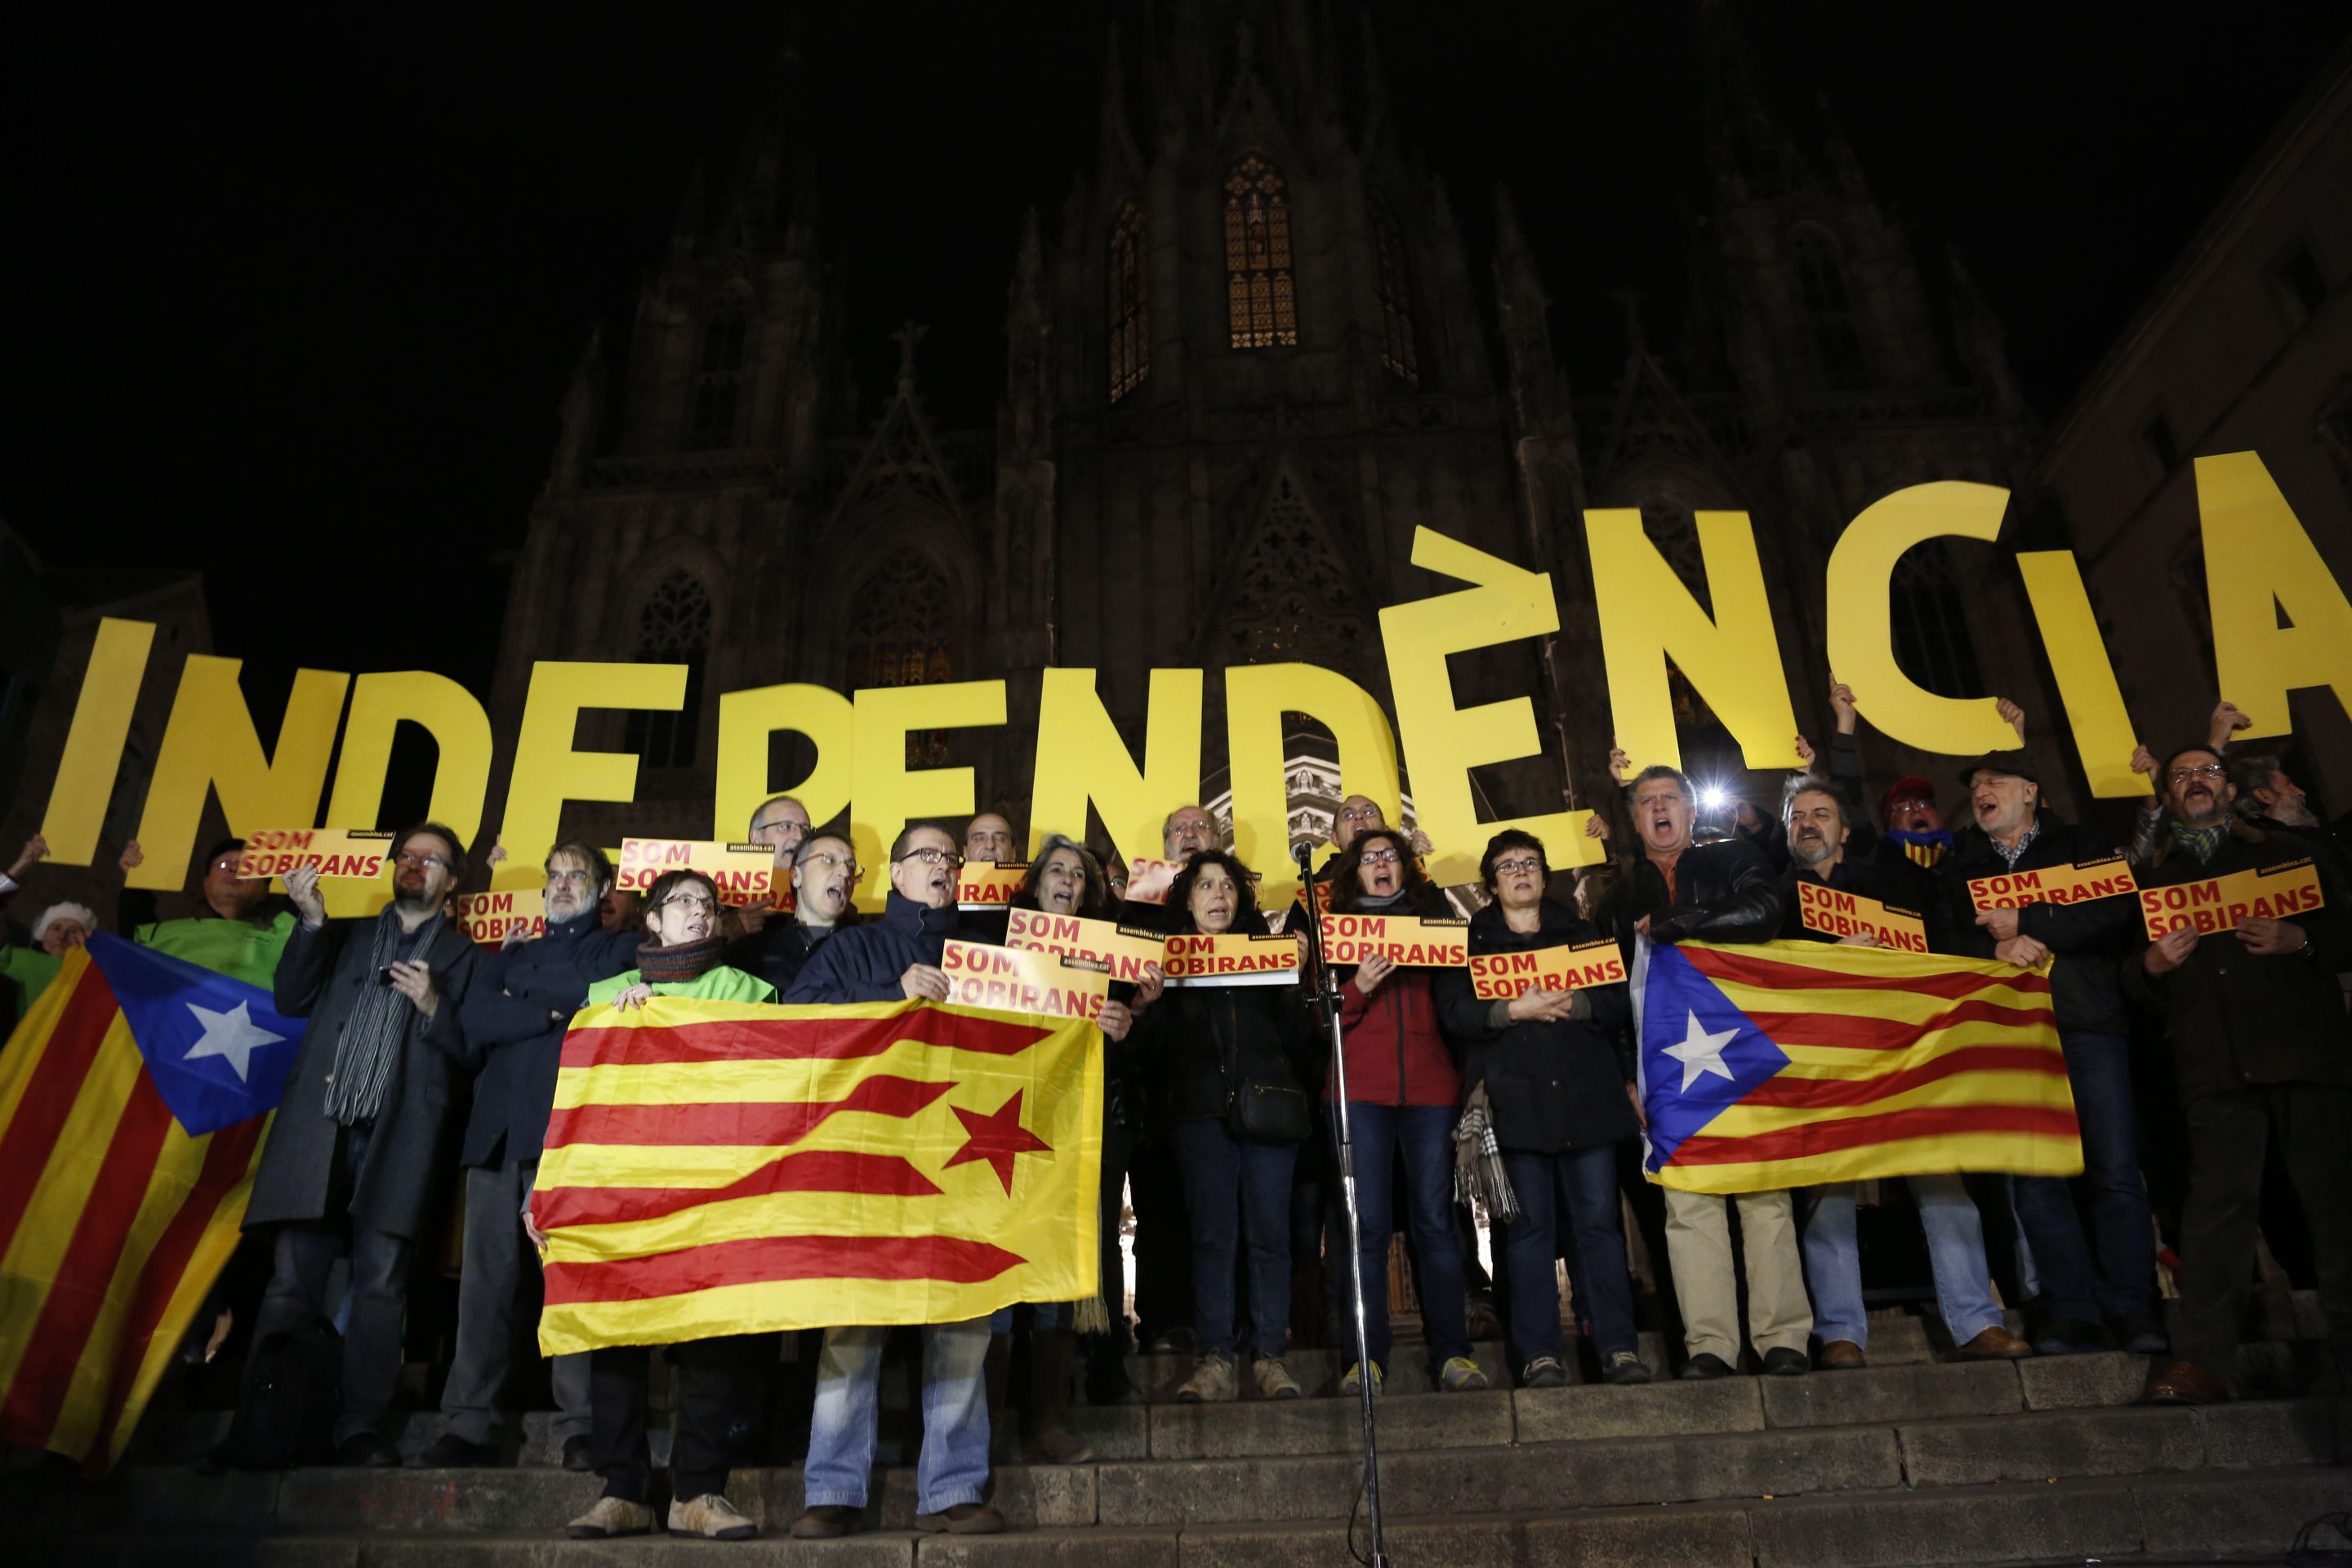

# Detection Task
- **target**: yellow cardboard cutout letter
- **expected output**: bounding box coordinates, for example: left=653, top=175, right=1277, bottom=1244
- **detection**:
left=1588, top=509, right=1798, bottom=776
left=1223, top=663, right=1401, bottom=911
left=1030, top=668, right=1204, bottom=870
left=2196, top=452, right=2352, bottom=737
left=39, top=617, right=154, bottom=864
left=715, top=683, right=854, bottom=845
left=849, top=680, right=1009, bottom=910
left=323, top=672, right=497, bottom=845
left=1381, top=528, right=1600, bottom=887
left=2016, top=552, right=2150, bottom=799
left=129, top=656, right=352, bottom=892
left=498, top=662, right=688, bottom=890
left=1824, top=482, right=2018, bottom=756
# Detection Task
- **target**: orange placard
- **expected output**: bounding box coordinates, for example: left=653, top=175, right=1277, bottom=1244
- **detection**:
left=1797, top=881, right=1930, bottom=953
left=1124, top=857, right=1183, bottom=906
left=956, top=860, right=1027, bottom=908
left=235, top=827, right=394, bottom=882
left=1003, top=906, right=1166, bottom=984
left=2140, top=857, right=2323, bottom=939
left=1161, top=931, right=1300, bottom=987
left=1967, top=856, right=2136, bottom=911
left=1468, top=938, right=1627, bottom=1000
left=1319, top=912, right=1471, bottom=968
left=451, top=889, right=546, bottom=948
left=939, top=938, right=1111, bottom=1023
left=615, top=838, right=775, bottom=908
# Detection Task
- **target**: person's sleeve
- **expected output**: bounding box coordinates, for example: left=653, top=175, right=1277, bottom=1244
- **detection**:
left=1337, top=977, right=1370, bottom=1030
left=1654, top=846, right=1783, bottom=943
left=2294, top=844, right=2352, bottom=978
left=271, top=920, right=336, bottom=1018
left=1431, top=963, right=1494, bottom=1040
left=2015, top=840, right=2136, bottom=953
left=460, top=951, right=564, bottom=1049
left=420, top=944, right=483, bottom=1067
left=1582, top=974, right=1633, bottom=1036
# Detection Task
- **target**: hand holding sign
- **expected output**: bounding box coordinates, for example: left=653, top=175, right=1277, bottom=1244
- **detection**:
left=2235, top=917, right=2307, bottom=956
left=1355, top=951, right=1396, bottom=996
left=1976, top=906, right=2021, bottom=942
left=1505, top=987, right=1577, bottom=1022
left=286, top=864, right=327, bottom=927
left=901, top=964, right=950, bottom=1002
left=2145, top=926, right=2198, bottom=975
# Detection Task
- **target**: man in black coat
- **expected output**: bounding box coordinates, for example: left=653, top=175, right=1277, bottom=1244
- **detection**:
left=1938, top=750, right=2163, bottom=1357
left=244, top=822, right=480, bottom=1466
left=2127, top=745, right=2352, bottom=1405
left=425, top=841, right=639, bottom=1469
left=728, top=831, right=861, bottom=995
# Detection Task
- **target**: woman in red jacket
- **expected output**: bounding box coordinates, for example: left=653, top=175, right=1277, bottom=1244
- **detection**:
left=1324, top=829, right=1484, bottom=1393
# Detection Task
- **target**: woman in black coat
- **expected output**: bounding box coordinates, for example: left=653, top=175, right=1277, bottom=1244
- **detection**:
left=1435, top=830, right=1651, bottom=1388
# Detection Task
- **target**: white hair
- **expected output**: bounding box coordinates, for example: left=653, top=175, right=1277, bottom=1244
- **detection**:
left=33, top=902, right=98, bottom=942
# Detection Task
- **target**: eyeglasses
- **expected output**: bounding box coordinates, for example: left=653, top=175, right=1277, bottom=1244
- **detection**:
left=394, top=850, right=452, bottom=871
left=657, top=893, right=717, bottom=915
left=546, top=868, right=594, bottom=886
left=2168, top=765, right=2226, bottom=785
left=1492, top=857, right=1544, bottom=877
left=896, top=847, right=964, bottom=868
left=1886, top=796, right=1934, bottom=815
left=1337, top=804, right=1383, bottom=823
left=751, top=817, right=808, bottom=838
left=800, top=849, right=862, bottom=877
left=1358, top=849, right=1401, bottom=867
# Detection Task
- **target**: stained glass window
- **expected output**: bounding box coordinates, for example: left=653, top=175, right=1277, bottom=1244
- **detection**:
left=846, top=552, right=956, bottom=766
left=1225, top=155, right=1297, bottom=350
left=1370, top=199, right=1417, bottom=385
left=1109, top=202, right=1149, bottom=402
left=626, top=568, right=713, bottom=769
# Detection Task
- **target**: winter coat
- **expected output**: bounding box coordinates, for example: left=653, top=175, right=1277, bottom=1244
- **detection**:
left=1137, top=976, right=1316, bottom=1126
left=1597, top=835, right=1784, bottom=956
left=1939, top=815, right=2134, bottom=1037
left=455, top=909, right=641, bottom=1169
left=586, top=964, right=775, bottom=1006
left=1330, top=961, right=1461, bottom=1108
left=727, top=918, right=839, bottom=998
left=1778, top=848, right=1952, bottom=951
left=782, top=891, right=961, bottom=1004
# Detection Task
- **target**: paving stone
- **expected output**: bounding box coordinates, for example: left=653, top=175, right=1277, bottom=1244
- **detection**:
left=274, top=1466, right=603, bottom=1533
left=2014, top=1349, right=2151, bottom=1410
left=917, top=1525, right=1178, bottom=1567
left=2198, top=1396, right=2340, bottom=1468
left=1178, top=1503, right=1757, bottom=1567
left=2134, top=1465, right=2352, bottom=1559
left=1512, top=1376, right=1763, bottom=1442
left=1378, top=1425, right=1899, bottom=1513
left=991, top=1404, right=1147, bottom=1463
left=1761, top=1359, right=2020, bottom=1427
left=1747, top=1477, right=2146, bottom=1567
left=1148, top=1385, right=1510, bottom=1458
left=1896, top=1406, right=2202, bottom=1486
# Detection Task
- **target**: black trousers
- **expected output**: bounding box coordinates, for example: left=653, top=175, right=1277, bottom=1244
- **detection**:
left=2177, top=1082, right=2352, bottom=1378
left=590, top=1334, right=770, bottom=1503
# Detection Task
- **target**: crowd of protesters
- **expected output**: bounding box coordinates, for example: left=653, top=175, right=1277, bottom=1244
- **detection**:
left=2, top=679, right=2345, bottom=1543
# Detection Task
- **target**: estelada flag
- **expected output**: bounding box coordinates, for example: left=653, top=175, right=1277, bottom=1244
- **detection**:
left=1632, top=937, right=2078, bottom=1194
left=0, top=935, right=301, bottom=1472
left=532, top=997, right=1101, bottom=1354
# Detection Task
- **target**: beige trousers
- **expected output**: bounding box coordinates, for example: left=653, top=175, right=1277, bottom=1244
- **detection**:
left=1663, top=1187, right=1814, bottom=1362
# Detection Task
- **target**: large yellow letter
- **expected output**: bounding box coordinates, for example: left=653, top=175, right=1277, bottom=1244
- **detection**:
left=849, top=680, right=1009, bottom=909
left=2197, top=452, right=2352, bottom=737
left=1823, top=483, right=2019, bottom=757
left=2016, top=552, right=2150, bottom=800
left=497, top=662, right=687, bottom=889
left=130, top=656, right=352, bottom=891
left=1381, top=528, right=1598, bottom=888
left=715, top=683, right=854, bottom=845
left=1028, top=668, right=1203, bottom=869
left=1588, top=509, right=1797, bottom=776
left=39, top=617, right=154, bottom=864
left=323, top=672, right=497, bottom=845
left=1224, top=663, right=1401, bottom=911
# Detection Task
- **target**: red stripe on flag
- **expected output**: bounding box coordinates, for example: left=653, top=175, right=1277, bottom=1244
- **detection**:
left=543, top=1074, right=953, bottom=1150
left=0, top=968, right=122, bottom=1258
left=1741, top=998, right=2056, bottom=1054
left=535, top=1147, right=941, bottom=1229
left=560, top=1005, right=1049, bottom=1071
left=0, top=1071, right=177, bottom=1444
left=1668, top=1102, right=2080, bottom=1166
left=541, top=1232, right=1024, bottom=1305
left=1686, top=945, right=2052, bottom=1001
left=1740, top=1045, right=2069, bottom=1109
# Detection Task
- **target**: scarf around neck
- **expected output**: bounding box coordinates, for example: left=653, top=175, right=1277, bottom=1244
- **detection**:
left=323, top=906, right=441, bottom=1126
left=2171, top=819, right=2230, bottom=866
left=637, top=933, right=727, bottom=985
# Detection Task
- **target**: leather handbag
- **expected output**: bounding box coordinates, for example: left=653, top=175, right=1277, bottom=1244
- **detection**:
left=1227, top=1079, right=1312, bottom=1143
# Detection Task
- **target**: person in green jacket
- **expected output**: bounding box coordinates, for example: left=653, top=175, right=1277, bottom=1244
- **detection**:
left=118, top=836, right=297, bottom=988
left=561, top=868, right=774, bottom=1544
left=0, top=900, right=96, bottom=1025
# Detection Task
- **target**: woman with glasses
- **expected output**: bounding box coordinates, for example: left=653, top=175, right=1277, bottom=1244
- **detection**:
left=1321, top=827, right=1486, bottom=1394
left=1434, top=830, right=1651, bottom=1388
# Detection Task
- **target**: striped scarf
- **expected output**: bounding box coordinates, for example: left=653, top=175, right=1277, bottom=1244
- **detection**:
left=1452, top=1082, right=1520, bottom=1224
left=323, top=907, right=441, bottom=1126
left=2172, top=820, right=2230, bottom=865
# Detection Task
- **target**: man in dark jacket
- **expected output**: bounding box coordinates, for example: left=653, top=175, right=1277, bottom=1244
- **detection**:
left=425, top=841, right=639, bottom=1470
left=244, top=823, right=480, bottom=1466
left=1601, top=765, right=1804, bottom=1379
left=2127, top=745, right=2352, bottom=1404
left=728, top=831, right=860, bottom=995
left=1938, top=750, right=2163, bottom=1356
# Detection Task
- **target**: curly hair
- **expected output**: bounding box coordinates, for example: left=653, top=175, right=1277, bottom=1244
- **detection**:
left=1325, top=827, right=1446, bottom=916
left=1167, top=849, right=1271, bottom=935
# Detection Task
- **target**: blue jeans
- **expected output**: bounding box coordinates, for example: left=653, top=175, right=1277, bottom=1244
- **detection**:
left=1500, top=1144, right=1637, bottom=1366
left=2009, top=1030, right=2158, bottom=1323
left=1171, top=1118, right=1297, bottom=1358
left=1802, top=1174, right=2003, bottom=1348
left=1333, top=1102, right=1468, bottom=1371
left=804, top=1321, right=991, bottom=1514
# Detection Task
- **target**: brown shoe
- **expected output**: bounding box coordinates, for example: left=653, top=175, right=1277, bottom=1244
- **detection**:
left=914, top=1502, right=1007, bottom=1535
left=1957, top=1325, right=2034, bottom=1360
left=1819, top=1339, right=1866, bottom=1370
left=789, top=1505, right=858, bottom=1540
left=2142, top=1359, right=2230, bottom=1405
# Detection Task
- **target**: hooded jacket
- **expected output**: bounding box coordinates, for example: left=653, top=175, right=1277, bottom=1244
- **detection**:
left=455, top=906, right=641, bottom=1168
left=782, top=890, right=961, bottom=1004
left=1330, top=960, right=1461, bottom=1108
left=1939, top=814, right=2134, bottom=1036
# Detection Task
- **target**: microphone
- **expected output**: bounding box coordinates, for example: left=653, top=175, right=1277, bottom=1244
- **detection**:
left=1293, top=840, right=1316, bottom=871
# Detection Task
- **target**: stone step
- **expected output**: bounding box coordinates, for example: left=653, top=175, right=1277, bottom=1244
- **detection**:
left=51, top=1465, right=2352, bottom=1567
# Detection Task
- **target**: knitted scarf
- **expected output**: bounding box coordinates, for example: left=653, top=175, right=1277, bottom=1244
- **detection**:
left=636, top=933, right=727, bottom=985
left=1452, top=1082, right=1520, bottom=1225
left=323, top=906, right=442, bottom=1126
left=2171, top=819, right=2230, bottom=866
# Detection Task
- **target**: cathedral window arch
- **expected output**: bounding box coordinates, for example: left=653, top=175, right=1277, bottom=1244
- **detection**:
left=1370, top=196, right=1418, bottom=385
left=1108, top=201, right=1149, bottom=403
left=1790, top=226, right=1868, bottom=391
left=1223, top=476, right=1364, bottom=670
left=626, top=567, right=715, bottom=770
left=846, top=550, right=958, bottom=765
left=1888, top=541, right=1984, bottom=700
left=1224, top=154, right=1298, bottom=350
left=685, top=301, right=749, bottom=449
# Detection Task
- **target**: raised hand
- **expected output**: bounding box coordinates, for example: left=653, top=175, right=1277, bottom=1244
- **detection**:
left=1996, top=697, right=2027, bottom=743
left=285, top=864, right=327, bottom=927
left=1794, top=734, right=1817, bottom=768
left=9, top=835, right=48, bottom=879
left=118, top=840, right=146, bottom=873
left=2208, top=700, right=2252, bottom=749
left=1607, top=746, right=1632, bottom=786
left=2130, top=744, right=2158, bottom=781
left=1829, top=676, right=1858, bottom=735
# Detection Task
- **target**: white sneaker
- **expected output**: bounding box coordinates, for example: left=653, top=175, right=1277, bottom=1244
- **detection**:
left=567, top=1495, right=654, bottom=1539
left=668, top=1492, right=757, bottom=1540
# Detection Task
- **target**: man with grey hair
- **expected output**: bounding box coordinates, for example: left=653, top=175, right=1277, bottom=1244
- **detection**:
left=737, top=795, right=813, bottom=936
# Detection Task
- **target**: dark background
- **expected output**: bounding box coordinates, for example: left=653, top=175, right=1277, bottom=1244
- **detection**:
left=7, top=2, right=2347, bottom=733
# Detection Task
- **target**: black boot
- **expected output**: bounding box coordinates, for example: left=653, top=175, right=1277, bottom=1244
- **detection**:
left=1028, top=1328, right=1093, bottom=1463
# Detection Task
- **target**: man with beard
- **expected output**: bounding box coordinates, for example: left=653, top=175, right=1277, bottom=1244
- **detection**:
left=1940, top=753, right=2163, bottom=1356
left=423, top=842, right=639, bottom=1471
left=239, top=823, right=480, bottom=1465
left=733, top=794, right=812, bottom=937
left=114, top=836, right=299, bottom=987
left=786, top=822, right=1004, bottom=1537
left=2127, top=745, right=2352, bottom=1404
left=1793, top=678, right=2025, bottom=872
left=1778, top=777, right=2029, bottom=1368
left=728, top=832, right=861, bottom=994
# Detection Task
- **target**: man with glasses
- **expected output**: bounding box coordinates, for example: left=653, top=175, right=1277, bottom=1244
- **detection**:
left=728, top=831, right=863, bottom=994
left=110, top=835, right=299, bottom=987
left=2127, top=744, right=2352, bottom=1404
left=238, top=822, right=482, bottom=1466
left=735, top=794, right=813, bottom=936
left=422, top=842, right=640, bottom=1470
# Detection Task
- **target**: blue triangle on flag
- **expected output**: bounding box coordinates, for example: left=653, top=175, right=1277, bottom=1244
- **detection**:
left=1635, top=940, right=1790, bottom=1174
left=85, top=932, right=301, bottom=1136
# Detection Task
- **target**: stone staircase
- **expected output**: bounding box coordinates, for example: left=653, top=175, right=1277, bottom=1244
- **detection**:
left=13, top=1318, right=2350, bottom=1566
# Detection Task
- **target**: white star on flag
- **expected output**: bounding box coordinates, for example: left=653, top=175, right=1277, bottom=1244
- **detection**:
left=1664, top=1009, right=1740, bottom=1093
left=183, top=999, right=286, bottom=1084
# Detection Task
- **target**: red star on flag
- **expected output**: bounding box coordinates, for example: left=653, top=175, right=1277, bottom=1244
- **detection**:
left=944, top=1089, right=1053, bottom=1195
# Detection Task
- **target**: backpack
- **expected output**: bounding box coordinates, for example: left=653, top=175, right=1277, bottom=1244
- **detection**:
left=213, top=1316, right=342, bottom=1469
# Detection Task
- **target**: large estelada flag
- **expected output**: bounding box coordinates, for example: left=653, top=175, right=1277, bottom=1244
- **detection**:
left=1632, top=938, right=2079, bottom=1194
left=0, top=934, right=300, bottom=1472
left=532, top=997, right=1101, bottom=1355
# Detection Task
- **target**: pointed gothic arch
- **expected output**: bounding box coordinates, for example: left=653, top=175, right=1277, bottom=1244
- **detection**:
left=686, top=295, right=751, bottom=450
left=845, top=548, right=960, bottom=765
left=1214, top=470, right=1368, bottom=673
left=1790, top=224, right=1868, bottom=390
left=1369, top=194, right=1418, bottom=385
left=1108, top=201, right=1149, bottom=403
left=1224, top=154, right=1297, bottom=350
left=626, top=566, right=715, bottom=770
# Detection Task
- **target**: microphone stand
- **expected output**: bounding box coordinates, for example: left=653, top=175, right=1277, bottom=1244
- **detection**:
left=1294, top=842, right=1392, bottom=1567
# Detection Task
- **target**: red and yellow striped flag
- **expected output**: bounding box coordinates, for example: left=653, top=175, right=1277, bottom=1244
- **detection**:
left=0, top=949, right=270, bottom=1472
left=532, top=996, right=1101, bottom=1354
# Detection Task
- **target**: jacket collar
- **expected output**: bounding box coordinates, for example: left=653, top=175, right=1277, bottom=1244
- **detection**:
left=1470, top=897, right=1578, bottom=939
left=545, top=906, right=602, bottom=941
left=881, top=889, right=961, bottom=937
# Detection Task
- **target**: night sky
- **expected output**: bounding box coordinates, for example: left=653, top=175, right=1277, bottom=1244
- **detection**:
left=7, top=2, right=2346, bottom=730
